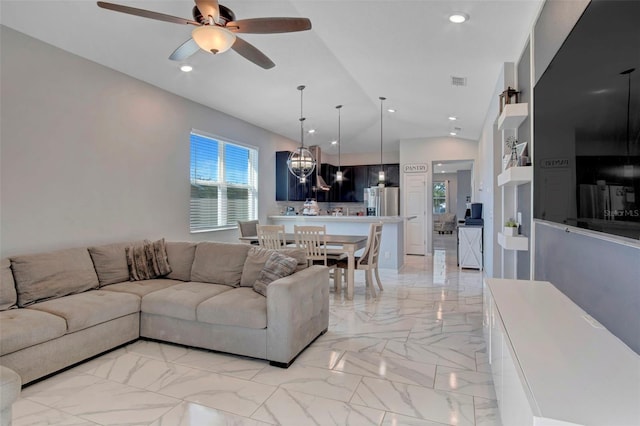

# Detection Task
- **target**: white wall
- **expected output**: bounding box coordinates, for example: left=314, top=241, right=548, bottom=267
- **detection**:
left=0, top=27, right=300, bottom=257
left=399, top=136, right=478, bottom=254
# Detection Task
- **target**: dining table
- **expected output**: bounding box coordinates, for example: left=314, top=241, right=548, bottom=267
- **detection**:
left=240, top=233, right=368, bottom=300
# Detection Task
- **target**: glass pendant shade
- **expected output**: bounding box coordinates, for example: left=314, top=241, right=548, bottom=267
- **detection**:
left=378, top=170, right=385, bottom=184
left=336, top=170, right=343, bottom=182
left=192, top=25, right=236, bottom=54
left=287, top=146, right=315, bottom=183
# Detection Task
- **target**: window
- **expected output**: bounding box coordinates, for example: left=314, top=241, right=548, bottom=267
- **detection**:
left=433, top=181, right=448, bottom=214
left=190, top=131, right=258, bottom=232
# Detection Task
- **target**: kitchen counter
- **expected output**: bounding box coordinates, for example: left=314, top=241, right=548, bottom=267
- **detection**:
left=268, top=215, right=415, bottom=270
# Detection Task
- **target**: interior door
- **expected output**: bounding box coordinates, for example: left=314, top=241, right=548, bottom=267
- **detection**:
left=405, top=174, right=426, bottom=255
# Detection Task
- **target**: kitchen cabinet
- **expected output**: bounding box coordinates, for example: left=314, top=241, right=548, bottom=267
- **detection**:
left=275, top=154, right=399, bottom=202
left=275, top=151, right=313, bottom=201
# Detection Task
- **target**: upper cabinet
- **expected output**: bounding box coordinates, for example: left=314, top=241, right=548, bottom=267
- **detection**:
left=275, top=153, right=399, bottom=202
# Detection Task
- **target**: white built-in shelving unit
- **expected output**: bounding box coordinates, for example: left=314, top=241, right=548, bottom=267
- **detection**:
left=497, top=103, right=530, bottom=279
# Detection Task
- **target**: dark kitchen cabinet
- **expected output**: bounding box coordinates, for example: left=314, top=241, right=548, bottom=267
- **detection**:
left=275, top=151, right=313, bottom=201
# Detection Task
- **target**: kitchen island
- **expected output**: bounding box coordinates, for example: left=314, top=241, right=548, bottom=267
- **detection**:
left=268, top=215, right=413, bottom=270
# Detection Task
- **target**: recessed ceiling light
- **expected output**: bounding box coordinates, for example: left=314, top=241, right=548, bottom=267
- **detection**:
left=308, top=129, right=316, bottom=134
left=450, top=132, right=457, bottom=136
left=437, top=163, right=443, bottom=166
left=331, top=140, right=338, bottom=145
left=387, top=109, right=396, bottom=113
left=449, top=12, right=469, bottom=24
left=448, top=116, right=457, bottom=121
left=441, top=171, right=446, bottom=173
left=180, top=65, right=193, bottom=72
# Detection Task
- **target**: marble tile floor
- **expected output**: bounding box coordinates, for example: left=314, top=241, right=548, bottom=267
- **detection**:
left=12, top=252, right=501, bottom=426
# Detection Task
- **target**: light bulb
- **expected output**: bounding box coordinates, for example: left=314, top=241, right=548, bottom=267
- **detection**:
left=336, top=170, right=343, bottom=182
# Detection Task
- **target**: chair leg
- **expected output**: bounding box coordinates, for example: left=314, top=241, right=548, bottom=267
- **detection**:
left=365, top=269, right=376, bottom=298
left=374, top=267, right=383, bottom=291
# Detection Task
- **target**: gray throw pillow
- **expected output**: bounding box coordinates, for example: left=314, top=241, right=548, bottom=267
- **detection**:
left=253, top=251, right=298, bottom=297
left=125, top=239, right=172, bottom=281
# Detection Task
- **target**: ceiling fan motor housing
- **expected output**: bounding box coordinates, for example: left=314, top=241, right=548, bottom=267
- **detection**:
left=192, top=4, right=235, bottom=25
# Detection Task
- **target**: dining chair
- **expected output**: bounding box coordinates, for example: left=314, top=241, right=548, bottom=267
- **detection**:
left=238, top=220, right=260, bottom=245
left=335, top=222, right=384, bottom=298
left=293, top=225, right=345, bottom=284
left=256, top=224, right=287, bottom=250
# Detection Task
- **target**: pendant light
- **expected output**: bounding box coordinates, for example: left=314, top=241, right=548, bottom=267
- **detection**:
left=335, top=105, right=343, bottom=182
left=378, top=97, right=386, bottom=185
left=287, top=85, right=316, bottom=183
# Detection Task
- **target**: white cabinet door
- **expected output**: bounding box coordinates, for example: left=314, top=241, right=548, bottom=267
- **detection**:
left=458, top=227, right=483, bottom=269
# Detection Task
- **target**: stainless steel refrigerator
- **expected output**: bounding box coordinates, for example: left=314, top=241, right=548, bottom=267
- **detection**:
left=365, top=186, right=399, bottom=216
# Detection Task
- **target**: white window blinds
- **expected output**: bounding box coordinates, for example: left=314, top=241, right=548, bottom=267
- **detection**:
left=190, top=132, right=258, bottom=232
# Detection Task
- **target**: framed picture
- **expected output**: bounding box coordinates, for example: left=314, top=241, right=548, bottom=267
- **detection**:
left=515, top=142, right=529, bottom=166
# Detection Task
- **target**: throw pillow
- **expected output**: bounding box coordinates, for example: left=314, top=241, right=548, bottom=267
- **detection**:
left=126, top=239, right=172, bottom=281
left=240, top=246, right=307, bottom=287
left=253, top=251, right=298, bottom=297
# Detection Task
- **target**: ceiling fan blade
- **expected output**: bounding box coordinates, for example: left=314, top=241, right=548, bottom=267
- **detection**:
left=195, top=0, right=220, bottom=23
left=169, top=38, right=200, bottom=61
left=97, top=1, right=199, bottom=26
left=231, top=37, right=275, bottom=69
left=226, top=17, right=312, bottom=34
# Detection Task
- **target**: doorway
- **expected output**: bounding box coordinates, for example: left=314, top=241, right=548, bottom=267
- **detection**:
left=405, top=173, right=427, bottom=255
left=431, top=160, right=474, bottom=257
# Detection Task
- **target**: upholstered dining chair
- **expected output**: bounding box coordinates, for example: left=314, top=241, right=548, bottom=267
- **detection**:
left=238, top=220, right=260, bottom=245
left=256, top=224, right=287, bottom=250
left=335, top=222, right=384, bottom=298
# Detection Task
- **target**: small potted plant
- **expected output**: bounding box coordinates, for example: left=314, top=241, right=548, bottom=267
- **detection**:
left=504, top=219, right=518, bottom=236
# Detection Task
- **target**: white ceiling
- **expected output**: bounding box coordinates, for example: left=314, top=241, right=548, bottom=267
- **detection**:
left=0, top=0, right=543, bottom=156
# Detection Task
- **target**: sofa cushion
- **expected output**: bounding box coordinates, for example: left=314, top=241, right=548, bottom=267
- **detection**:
left=240, top=247, right=307, bottom=287
left=253, top=251, right=298, bottom=297
left=11, top=248, right=99, bottom=307
left=0, top=309, right=67, bottom=355
left=126, top=239, right=172, bottom=281
left=0, top=259, right=17, bottom=311
left=99, top=278, right=179, bottom=297
left=27, top=290, right=140, bottom=333
left=88, top=241, right=140, bottom=286
left=190, top=242, right=250, bottom=287
left=197, top=287, right=267, bottom=329
left=165, top=242, right=197, bottom=281
left=142, top=282, right=232, bottom=321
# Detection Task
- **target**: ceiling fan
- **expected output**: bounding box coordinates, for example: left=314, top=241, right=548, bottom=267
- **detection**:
left=96, top=0, right=312, bottom=69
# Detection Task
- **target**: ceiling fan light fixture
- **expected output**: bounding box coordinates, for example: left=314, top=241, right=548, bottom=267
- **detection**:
left=192, top=25, right=236, bottom=54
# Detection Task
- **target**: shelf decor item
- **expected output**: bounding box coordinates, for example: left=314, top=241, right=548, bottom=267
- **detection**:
left=504, top=219, right=518, bottom=236
left=499, top=86, right=520, bottom=113
left=504, top=136, right=519, bottom=169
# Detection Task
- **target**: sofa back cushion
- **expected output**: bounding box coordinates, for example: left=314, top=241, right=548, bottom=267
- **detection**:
left=240, top=246, right=308, bottom=287
left=11, top=248, right=99, bottom=307
left=190, top=242, right=250, bottom=287
left=0, top=258, right=17, bottom=310
left=88, top=241, right=140, bottom=286
left=165, top=242, right=197, bottom=281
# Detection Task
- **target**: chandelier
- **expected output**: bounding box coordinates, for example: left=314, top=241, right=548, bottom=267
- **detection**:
left=287, top=85, right=316, bottom=183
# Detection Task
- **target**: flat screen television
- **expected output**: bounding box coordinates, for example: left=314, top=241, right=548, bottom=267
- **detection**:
left=533, top=0, right=640, bottom=241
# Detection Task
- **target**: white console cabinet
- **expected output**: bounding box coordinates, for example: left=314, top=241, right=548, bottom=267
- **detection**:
left=483, top=278, right=640, bottom=426
left=458, top=225, right=483, bottom=270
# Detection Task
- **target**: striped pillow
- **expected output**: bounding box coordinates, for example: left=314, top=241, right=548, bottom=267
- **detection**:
left=253, top=251, right=298, bottom=297
left=126, top=239, right=172, bottom=281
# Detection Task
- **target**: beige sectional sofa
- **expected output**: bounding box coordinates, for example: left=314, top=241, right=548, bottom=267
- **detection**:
left=0, top=240, right=329, bottom=386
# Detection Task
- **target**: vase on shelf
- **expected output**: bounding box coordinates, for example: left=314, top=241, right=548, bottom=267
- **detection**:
left=503, top=227, right=517, bottom=237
